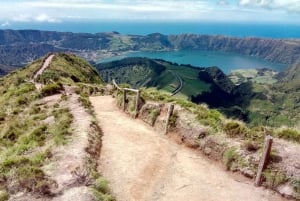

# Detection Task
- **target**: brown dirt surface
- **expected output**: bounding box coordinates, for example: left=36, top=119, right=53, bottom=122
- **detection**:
left=43, top=93, right=96, bottom=201
left=32, top=54, right=54, bottom=89
left=91, top=95, right=286, bottom=201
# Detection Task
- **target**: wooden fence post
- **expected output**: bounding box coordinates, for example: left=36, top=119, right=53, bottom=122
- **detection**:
left=123, top=89, right=127, bottom=111
left=135, top=90, right=140, bottom=118
left=255, top=135, right=273, bottom=186
left=165, top=104, right=174, bottom=135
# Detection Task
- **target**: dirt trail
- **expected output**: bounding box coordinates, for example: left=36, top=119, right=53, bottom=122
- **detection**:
left=31, top=54, right=54, bottom=89
left=91, top=96, right=285, bottom=201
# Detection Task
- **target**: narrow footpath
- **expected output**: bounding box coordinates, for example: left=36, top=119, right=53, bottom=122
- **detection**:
left=91, top=96, right=285, bottom=201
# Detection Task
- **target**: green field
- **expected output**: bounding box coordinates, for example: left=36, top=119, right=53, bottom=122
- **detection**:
left=149, top=62, right=211, bottom=99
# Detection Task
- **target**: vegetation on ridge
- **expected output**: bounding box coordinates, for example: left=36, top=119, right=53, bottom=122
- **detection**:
left=0, top=53, right=109, bottom=200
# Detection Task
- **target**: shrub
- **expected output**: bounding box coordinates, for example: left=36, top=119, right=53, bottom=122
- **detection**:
left=149, top=108, right=160, bottom=126
left=243, top=141, right=259, bottom=152
left=16, top=96, right=29, bottom=105
left=60, top=93, right=68, bottom=101
left=29, top=105, right=41, bottom=115
left=169, top=111, right=178, bottom=128
left=223, top=147, right=239, bottom=170
left=276, top=128, right=300, bottom=143
left=263, top=170, right=287, bottom=189
left=78, top=95, right=92, bottom=109
left=223, top=121, right=248, bottom=138
left=0, top=190, right=9, bottom=201
left=93, top=177, right=115, bottom=201
left=94, top=177, right=110, bottom=194
left=41, top=83, right=63, bottom=97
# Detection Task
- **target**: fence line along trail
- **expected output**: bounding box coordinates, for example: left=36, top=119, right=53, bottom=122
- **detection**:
left=90, top=95, right=286, bottom=201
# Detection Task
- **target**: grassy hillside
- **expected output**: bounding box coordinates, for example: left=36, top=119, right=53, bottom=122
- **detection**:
left=0, top=53, right=108, bottom=200
left=0, top=52, right=298, bottom=199
left=96, top=57, right=234, bottom=100
left=37, top=53, right=103, bottom=85
left=95, top=57, right=300, bottom=128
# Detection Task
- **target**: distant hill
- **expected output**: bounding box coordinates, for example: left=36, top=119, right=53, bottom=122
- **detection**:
left=1, top=29, right=300, bottom=74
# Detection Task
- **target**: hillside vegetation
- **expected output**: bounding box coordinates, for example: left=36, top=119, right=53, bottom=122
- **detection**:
left=0, top=52, right=299, bottom=200
left=113, top=84, right=300, bottom=199
left=96, top=57, right=300, bottom=128
left=96, top=57, right=234, bottom=99
left=0, top=53, right=112, bottom=201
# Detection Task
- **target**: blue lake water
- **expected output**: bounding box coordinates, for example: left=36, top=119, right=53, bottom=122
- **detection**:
left=97, top=50, right=287, bottom=74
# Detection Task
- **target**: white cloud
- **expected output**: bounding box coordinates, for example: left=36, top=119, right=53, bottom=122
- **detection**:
left=238, top=0, right=300, bottom=13
left=11, top=13, right=60, bottom=23
left=1, top=21, right=10, bottom=27
left=12, top=14, right=31, bottom=22
left=0, top=0, right=299, bottom=23
left=218, top=0, right=229, bottom=5
left=35, top=14, right=60, bottom=22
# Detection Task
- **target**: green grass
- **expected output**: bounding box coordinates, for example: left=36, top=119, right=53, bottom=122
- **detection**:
left=275, top=128, right=300, bottom=143
left=93, top=177, right=115, bottom=201
left=223, top=121, right=249, bottom=138
left=41, top=82, right=63, bottom=97
left=263, top=170, right=287, bottom=189
left=223, top=147, right=239, bottom=170
left=38, top=53, right=103, bottom=85
left=0, top=190, right=9, bottom=201
left=0, top=56, right=75, bottom=196
left=49, top=108, right=73, bottom=145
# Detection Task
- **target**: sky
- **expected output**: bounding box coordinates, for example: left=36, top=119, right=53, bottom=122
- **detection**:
left=1, top=0, right=300, bottom=27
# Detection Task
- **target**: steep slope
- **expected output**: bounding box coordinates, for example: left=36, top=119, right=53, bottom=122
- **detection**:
left=168, top=34, right=300, bottom=65
left=95, top=57, right=300, bottom=127
left=95, top=57, right=235, bottom=99
left=96, top=57, right=166, bottom=86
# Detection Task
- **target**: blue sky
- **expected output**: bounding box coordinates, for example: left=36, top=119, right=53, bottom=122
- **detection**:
left=1, top=0, right=300, bottom=27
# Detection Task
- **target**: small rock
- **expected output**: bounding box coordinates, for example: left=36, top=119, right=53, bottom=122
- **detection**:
left=240, top=167, right=255, bottom=178
left=197, top=129, right=207, bottom=139
left=42, top=116, right=55, bottom=124
left=277, top=184, right=294, bottom=199
left=294, top=163, right=300, bottom=169
left=204, top=147, right=212, bottom=155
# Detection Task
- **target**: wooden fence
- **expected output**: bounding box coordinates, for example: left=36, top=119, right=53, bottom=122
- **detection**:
left=112, top=79, right=141, bottom=117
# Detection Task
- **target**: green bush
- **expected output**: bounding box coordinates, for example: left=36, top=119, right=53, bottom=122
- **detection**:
left=0, top=190, right=9, bottom=201
left=223, top=147, right=239, bottom=170
left=93, top=177, right=115, bottom=201
left=263, top=170, right=287, bottom=189
left=223, top=121, right=248, bottom=138
left=276, top=128, right=300, bottom=143
left=169, top=111, right=178, bottom=128
left=41, top=83, right=63, bottom=97
left=78, top=95, right=92, bottom=109
left=94, top=177, right=110, bottom=194
left=14, top=83, right=36, bottom=96
left=16, top=95, right=29, bottom=105
left=149, top=108, right=160, bottom=126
